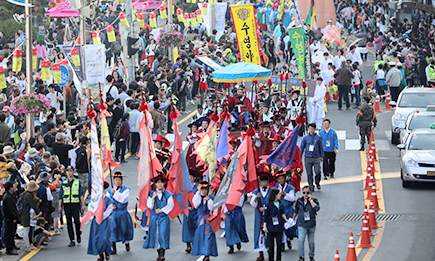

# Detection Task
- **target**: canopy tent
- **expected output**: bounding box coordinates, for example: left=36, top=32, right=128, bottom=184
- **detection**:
left=212, top=62, right=272, bottom=83
left=45, top=2, right=79, bottom=18
left=132, top=1, right=162, bottom=10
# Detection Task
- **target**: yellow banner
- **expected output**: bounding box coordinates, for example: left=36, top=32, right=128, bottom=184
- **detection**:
left=41, top=67, right=50, bottom=81
left=231, top=4, right=261, bottom=65
left=173, top=47, right=179, bottom=62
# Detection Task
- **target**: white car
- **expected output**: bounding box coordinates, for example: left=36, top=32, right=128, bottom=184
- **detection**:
left=398, top=129, right=435, bottom=188
left=391, top=87, right=435, bottom=144
left=399, top=106, right=435, bottom=144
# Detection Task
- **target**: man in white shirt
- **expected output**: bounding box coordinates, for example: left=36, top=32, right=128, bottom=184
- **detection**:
left=105, top=75, right=118, bottom=100
left=310, top=39, right=321, bottom=59
left=346, top=46, right=363, bottom=67
left=46, top=84, right=63, bottom=112
left=333, top=49, right=346, bottom=69
left=321, top=19, right=334, bottom=34
left=319, top=52, right=333, bottom=72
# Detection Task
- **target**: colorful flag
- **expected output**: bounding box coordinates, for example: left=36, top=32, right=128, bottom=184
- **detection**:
left=81, top=118, right=105, bottom=225
left=100, top=112, right=120, bottom=170
left=194, top=121, right=218, bottom=182
left=266, top=125, right=300, bottom=167
left=167, top=114, right=193, bottom=219
left=305, top=0, right=317, bottom=30
left=288, top=27, right=306, bottom=79
left=138, top=111, right=162, bottom=213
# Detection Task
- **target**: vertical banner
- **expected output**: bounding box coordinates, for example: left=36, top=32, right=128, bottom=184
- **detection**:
left=71, top=48, right=81, bottom=66
left=305, top=38, right=313, bottom=79
left=84, top=44, right=106, bottom=101
left=32, top=47, right=37, bottom=70
left=106, top=26, right=116, bottom=43
left=231, top=4, right=261, bottom=66
left=61, top=45, right=84, bottom=82
left=288, top=27, right=306, bottom=79
left=52, top=63, right=61, bottom=84
left=173, top=47, right=179, bottom=62
left=0, top=67, right=6, bottom=89
left=92, top=31, right=102, bottom=45
left=41, top=60, right=50, bottom=81
left=12, top=49, right=22, bottom=72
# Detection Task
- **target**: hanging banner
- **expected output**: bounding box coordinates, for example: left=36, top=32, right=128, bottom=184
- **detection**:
left=176, top=8, right=183, bottom=21
left=196, top=9, right=203, bottom=23
left=173, top=47, right=179, bottom=62
left=137, top=13, right=145, bottom=28
left=41, top=60, right=50, bottom=81
left=32, top=47, right=37, bottom=70
left=12, top=49, right=22, bottom=72
left=149, top=12, right=157, bottom=28
left=61, top=45, right=84, bottom=82
left=92, top=31, right=102, bottom=45
left=183, top=13, right=189, bottom=27
left=202, top=3, right=207, bottom=15
left=52, top=63, right=61, bottom=84
left=119, top=12, right=130, bottom=27
left=84, top=44, right=106, bottom=101
left=106, top=25, right=116, bottom=43
left=190, top=13, right=198, bottom=27
left=0, top=67, right=6, bottom=89
left=288, top=27, right=306, bottom=79
left=159, top=5, right=167, bottom=19
left=71, top=48, right=81, bottom=66
left=230, top=4, right=261, bottom=65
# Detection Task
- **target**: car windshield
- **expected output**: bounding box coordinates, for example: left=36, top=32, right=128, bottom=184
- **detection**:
left=408, top=134, right=435, bottom=150
left=409, top=116, right=435, bottom=130
left=398, top=93, right=435, bottom=108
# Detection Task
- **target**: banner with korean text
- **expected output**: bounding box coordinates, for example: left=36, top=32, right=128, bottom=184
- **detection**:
left=84, top=44, right=106, bottom=101
left=288, top=27, right=306, bottom=79
left=231, top=4, right=261, bottom=66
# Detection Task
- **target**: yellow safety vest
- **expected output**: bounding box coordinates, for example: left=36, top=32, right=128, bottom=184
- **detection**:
left=429, top=66, right=435, bottom=80
left=62, top=179, right=80, bottom=203
left=374, top=60, right=384, bottom=71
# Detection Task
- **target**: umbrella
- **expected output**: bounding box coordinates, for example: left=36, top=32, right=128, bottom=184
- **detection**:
left=212, top=62, right=272, bottom=83
left=132, top=1, right=162, bottom=10
left=45, top=2, right=79, bottom=17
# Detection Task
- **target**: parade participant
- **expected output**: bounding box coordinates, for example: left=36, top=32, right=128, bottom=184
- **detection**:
left=385, top=61, right=402, bottom=102
left=319, top=52, right=332, bottom=72
left=287, top=89, right=303, bottom=128
left=273, top=169, right=296, bottom=251
left=58, top=166, right=85, bottom=247
left=300, top=123, right=324, bottom=191
left=203, top=98, right=214, bottom=117
left=259, top=102, right=274, bottom=123
left=425, top=57, right=435, bottom=86
left=236, top=86, right=253, bottom=112
left=87, top=182, right=113, bottom=261
left=279, top=108, right=291, bottom=127
left=308, top=77, right=326, bottom=129
left=191, top=181, right=218, bottom=261
left=361, top=80, right=376, bottom=104
left=228, top=137, right=240, bottom=155
left=250, top=167, right=273, bottom=261
left=271, top=135, right=281, bottom=151
left=263, top=188, right=291, bottom=261
left=143, top=170, right=174, bottom=261
left=356, top=97, right=377, bottom=151
left=192, top=104, right=204, bottom=123
left=271, top=115, right=286, bottom=138
left=196, top=117, right=210, bottom=133
left=319, top=119, right=339, bottom=180
left=293, top=186, right=320, bottom=261
left=255, top=121, right=275, bottom=157
left=182, top=171, right=198, bottom=253
left=321, top=63, right=335, bottom=89
left=270, top=92, right=281, bottom=114
left=108, top=171, right=134, bottom=254
left=224, top=191, right=249, bottom=254
left=186, top=122, right=200, bottom=171
left=154, top=135, right=172, bottom=169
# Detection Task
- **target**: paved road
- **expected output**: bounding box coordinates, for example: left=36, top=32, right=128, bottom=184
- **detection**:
left=6, top=53, right=435, bottom=261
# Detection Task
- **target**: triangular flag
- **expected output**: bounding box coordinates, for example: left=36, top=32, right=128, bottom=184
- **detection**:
left=120, top=6, right=124, bottom=10
left=44, top=7, right=49, bottom=11
left=34, top=7, right=38, bottom=11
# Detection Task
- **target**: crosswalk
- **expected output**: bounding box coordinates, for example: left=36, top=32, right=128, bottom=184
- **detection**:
left=164, top=132, right=190, bottom=152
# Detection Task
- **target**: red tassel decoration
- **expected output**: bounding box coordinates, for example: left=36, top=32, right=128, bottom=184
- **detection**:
left=199, top=81, right=209, bottom=91
left=246, top=128, right=256, bottom=136
left=267, top=78, right=272, bottom=86
left=220, top=112, right=231, bottom=120
left=210, top=113, right=219, bottom=122
left=139, top=102, right=150, bottom=112
left=285, top=73, right=289, bottom=80
left=295, top=116, right=306, bottom=125
left=170, top=110, right=180, bottom=121
left=280, top=74, right=284, bottom=81
left=86, top=110, right=97, bottom=119
left=223, top=83, right=231, bottom=89
left=302, top=80, right=307, bottom=89
left=253, top=80, right=258, bottom=85
left=98, top=103, right=108, bottom=112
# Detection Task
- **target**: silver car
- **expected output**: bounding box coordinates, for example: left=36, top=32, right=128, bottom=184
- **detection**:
left=398, top=129, right=435, bottom=188
left=391, top=87, right=435, bottom=144
left=399, top=107, right=435, bottom=144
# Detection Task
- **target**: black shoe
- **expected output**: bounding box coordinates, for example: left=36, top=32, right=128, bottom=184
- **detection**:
left=309, top=257, right=315, bottom=261
left=112, top=243, right=117, bottom=255
left=360, top=145, right=365, bottom=151
left=346, top=107, right=352, bottom=111
left=13, top=245, right=19, bottom=250
left=125, top=243, right=130, bottom=251
left=324, top=175, right=329, bottom=180
left=287, top=240, right=292, bottom=250
left=299, top=257, right=305, bottom=261
left=310, top=186, right=315, bottom=192
left=236, top=242, right=241, bottom=250
left=68, top=241, right=76, bottom=247
left=6, top=250, right=18, bottom=255
left=15, top=234, right=23, bottom=240
left=316, top=183, right=321, bottom=190
left=338, top=107, right=342, bottom=111
left=330, top=173, right=334, bottom=178
left=77, top=236, right=81, bottom=244
left=228, top=245, right=234, bottom=254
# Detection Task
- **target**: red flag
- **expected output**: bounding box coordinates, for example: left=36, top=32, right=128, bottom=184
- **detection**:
left=245, top=135, right=258, bottom=193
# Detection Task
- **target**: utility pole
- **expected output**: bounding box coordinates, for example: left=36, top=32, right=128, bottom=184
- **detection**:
left=210, top=1, right=215, bottom=33
left=25, top=0, right=33, bottom=139
left=167, top=0, right=173, bottom=63
left=124, top=0, right=135, bottom=84
left=80, top=0, right=87, bottom=116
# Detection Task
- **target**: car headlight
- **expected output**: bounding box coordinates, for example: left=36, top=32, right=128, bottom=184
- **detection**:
left=403, top=156, right=418, bottom=167
left=393, top=113, right=406, bottom=125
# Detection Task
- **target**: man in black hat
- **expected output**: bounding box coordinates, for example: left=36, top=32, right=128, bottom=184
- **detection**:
left=2, top=181, right=19, bottom=255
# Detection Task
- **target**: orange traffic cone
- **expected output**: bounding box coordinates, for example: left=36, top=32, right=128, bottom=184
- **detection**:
left=368, top=149, right=378, bottom=162
left=364, top=179, right=376, bottom=200
left=369, top=184, right=383, bottom=211
left=358, top=205, right=377, bottom=236
left=384, top=91, right=393, bottom=110
left=346, top=232, right=357, bottom=261
left=333, top=90, right=339, bottom=100
left=365, top=158, right=377, bottom=172
left=374, top=95, right=382, bottom=113
left=326, top=88, right=332, bottom=102
left=357, top=215, right=375, bottom=248
left=334, top=249, right=340, bottom=261
left=369, top=200, right=382, bottom=229
left=362, top=167, right=372, bottom=191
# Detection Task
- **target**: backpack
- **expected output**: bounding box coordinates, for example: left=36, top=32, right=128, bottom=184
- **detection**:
left=17, top=193, right=28, bottom=215
left=113, top=41, right=122, bottom=52
left=113, top=119, right=127, bottom=140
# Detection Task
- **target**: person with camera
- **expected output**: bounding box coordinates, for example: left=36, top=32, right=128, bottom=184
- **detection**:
left=58, top=166, right=85, bottom=247
left=293, top=186, right=320, bottom=261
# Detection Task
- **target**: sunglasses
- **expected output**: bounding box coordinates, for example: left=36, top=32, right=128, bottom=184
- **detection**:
left=302, top=191, right=311, bottom=194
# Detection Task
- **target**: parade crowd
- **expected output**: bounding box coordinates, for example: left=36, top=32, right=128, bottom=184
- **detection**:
left=0, top=0, right=434, bottom=260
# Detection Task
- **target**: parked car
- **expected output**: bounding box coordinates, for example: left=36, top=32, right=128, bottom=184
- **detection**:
left=399, top=106, right=435, bottom=144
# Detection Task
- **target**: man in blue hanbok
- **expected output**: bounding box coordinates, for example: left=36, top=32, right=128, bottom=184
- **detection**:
left=88, top=182, right=113, bottom=261
left=143, top=171, right=174, bottom=261
left=273, top=169, right=296, bottom=251
left=191, top=181, right=217, bottom=261
left=250, top=168, right=273, bottom=261
left=107, top=171, right=134, bottom=254
left=182, top=171, right=198, bottom=253
left=224, top=191, right=249, bottom=254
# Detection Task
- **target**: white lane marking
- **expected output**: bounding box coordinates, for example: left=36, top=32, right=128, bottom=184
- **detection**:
left=336, top=130, right=346, bottom=140
left=385, top=131, right=391, bottom=141
left=345, top=139, right=361, bottom=150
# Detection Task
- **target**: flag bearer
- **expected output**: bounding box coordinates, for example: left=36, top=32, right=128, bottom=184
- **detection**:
left=182, top=171, right=198, bottom=253
left=224, top=191, right=249, bottom=254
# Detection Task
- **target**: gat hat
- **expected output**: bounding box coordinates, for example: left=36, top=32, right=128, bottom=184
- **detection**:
left=198, top=117, right=211, bottom=124
left=27, top=148, right=39, bottom=158
left=188, top=122, right=200, bottom=128
left=197, top=104, right=203, bottom=109
left=363, top=97, right=371, bottom=103
left=113, top=171, right=124, bottom=179
left=38, top=171, right=51, bottom=182
left=151, top=169, right=169, bottom=182
left=366, top=80, right=374, bottom=85
left=2, top=145, right=14, bottom=155
left=27, top=181, right=40, bottom=192
left=229, top=137, right=241, bottom=146
left=279, top=107, right=287, bottom=113
left=260, top=121, right=271, bottom=127
left=199, top=180, right=210, bottom=189
left=55, top=133, right=64, bottom=141
left=388, top=61, right=396, bottom=66
left=273, top=115, right=282, bottom=123
left=272, top=135, right=282, bottom=142
left=257, top=163, right=273, bottom=182
left=103, top=181, right=110, bottom=190
left=2, top=106, right=10, bottom=112
left=153, top=135, right=171, bottom=148
left=291, top=89, right=301, bottom=95
left=66, top=166, right=75, bottom=171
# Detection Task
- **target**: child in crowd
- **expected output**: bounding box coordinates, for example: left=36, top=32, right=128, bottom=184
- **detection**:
left=33, top=218, right=51, bottom=249
left=29, top=198, right=42, bottom=250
